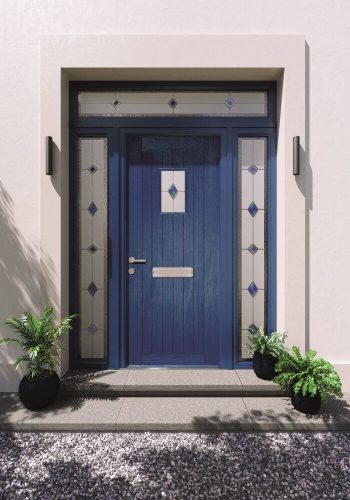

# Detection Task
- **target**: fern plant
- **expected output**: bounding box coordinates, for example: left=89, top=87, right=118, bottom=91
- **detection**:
left=0, top=304, right=77, bottom=379
left=273, top=346, right=343, bottom=401
left=247, top=327, right=287, bottom=358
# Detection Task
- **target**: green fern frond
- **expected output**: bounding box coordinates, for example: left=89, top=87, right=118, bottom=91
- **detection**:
left=2, top=304, right=78, bottom=379
left=246, top=328, right=287, bottom=358
left=273, top=346, right=342, bottom=401
left=13, top=356, right=31, bottom=370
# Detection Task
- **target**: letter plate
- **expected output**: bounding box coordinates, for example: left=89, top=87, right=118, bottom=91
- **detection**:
left=152, top=267, right=194, bottom=278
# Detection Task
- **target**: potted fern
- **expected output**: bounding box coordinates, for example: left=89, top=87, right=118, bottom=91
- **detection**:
left=247, top=327, right=287, bottom=380
left=273, top=347, right=343, bottom=414
left=0, top=304, right=77, bottom=410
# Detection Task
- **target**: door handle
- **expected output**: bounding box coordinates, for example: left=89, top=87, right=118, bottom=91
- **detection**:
left=129, top=256, right=147, bottom=264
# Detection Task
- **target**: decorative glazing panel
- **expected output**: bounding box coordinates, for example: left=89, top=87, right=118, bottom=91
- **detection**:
left=239, top=138, right=267, bottom=360
left=78, top=91, right=268, bottom=117
left=161, top=170, right=186, bottom=213
left=78, top=138, right=108, bottom=360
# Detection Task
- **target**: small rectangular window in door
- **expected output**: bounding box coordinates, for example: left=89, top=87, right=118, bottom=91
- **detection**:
left=161, top=170, right=186, bottom=213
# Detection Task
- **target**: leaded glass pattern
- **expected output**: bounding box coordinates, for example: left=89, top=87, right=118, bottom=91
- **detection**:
left=78, top=138, right=108, bottom=360
left=239, top=138, right=267, bottom=360
left=78, top=91, right=268, bottom=117
left=161, top=170, right=186, bottom=213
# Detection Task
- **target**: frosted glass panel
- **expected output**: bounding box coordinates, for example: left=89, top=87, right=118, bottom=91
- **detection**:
left=241, top=330, right=252, bottom=359
left=78, top=138, right=107, bottom=360
left=161, top=170, right=186, bottom=213
left=78, top=91, right=268, bottom=117
left=239, top=137, right=267, bottom=360
left=173, top=192, right=186, bottom=213
left=173, top=170, right=186, bottom=191
left=161, top=191, right=173, bottom=213
left=161, top=170, right=173, bottom=191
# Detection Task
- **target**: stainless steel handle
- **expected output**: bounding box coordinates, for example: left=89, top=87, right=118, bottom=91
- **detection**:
left=129, top=256, right=147, bottom=264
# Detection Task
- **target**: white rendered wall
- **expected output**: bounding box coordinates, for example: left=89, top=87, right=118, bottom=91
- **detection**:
left=1, top=0, right=350, bottom=390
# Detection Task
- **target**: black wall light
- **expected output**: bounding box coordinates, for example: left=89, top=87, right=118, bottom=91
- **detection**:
left=293, top=136, right=300, bottom=175
left=45, top=136, right=53, bottom=175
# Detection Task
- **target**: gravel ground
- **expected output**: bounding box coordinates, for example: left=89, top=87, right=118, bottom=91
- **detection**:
left=0, top=432, right=350, bottom=500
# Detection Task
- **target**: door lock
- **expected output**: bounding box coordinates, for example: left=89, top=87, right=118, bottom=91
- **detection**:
left=128, top=268, right=135, bottom=275
left=129, top=256, right=147, bottom=264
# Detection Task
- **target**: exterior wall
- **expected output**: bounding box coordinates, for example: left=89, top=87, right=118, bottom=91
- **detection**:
left=1, top=0, right=350, bottom=391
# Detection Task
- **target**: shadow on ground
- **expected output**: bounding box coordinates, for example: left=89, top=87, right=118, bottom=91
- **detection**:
left=192, top=410, right=252, bottom=431
left=59, top=370, right=121, bottom=397
left=192, top=396, right=350, bottom=431
left=23, top=396, right=121, bottom=419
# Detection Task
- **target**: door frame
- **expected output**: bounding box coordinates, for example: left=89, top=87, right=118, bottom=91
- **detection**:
left=69, top=81, right=277, bottom=370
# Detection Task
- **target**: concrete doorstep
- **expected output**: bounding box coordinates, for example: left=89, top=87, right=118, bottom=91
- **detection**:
left=1, top=392, right=350, bottom=432
left=60, top=369, right=287, bottom=397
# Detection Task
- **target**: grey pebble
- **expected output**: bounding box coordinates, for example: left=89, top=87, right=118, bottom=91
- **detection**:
left=0, top=432, right=349, bottom=499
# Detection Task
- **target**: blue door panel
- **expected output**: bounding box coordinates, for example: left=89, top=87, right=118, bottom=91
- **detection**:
left=183, top=155, right=194, bottom=354
left=193, top=160, right=205, bottom=355
left=203, top=139, right=220, bottom=361
left=127, top=135, right=221, bottom=366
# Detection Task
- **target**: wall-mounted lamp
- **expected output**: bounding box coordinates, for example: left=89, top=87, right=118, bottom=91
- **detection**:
left=45, top=136, right=53, bottom=175
left=293, top=136, right=300, bottom=175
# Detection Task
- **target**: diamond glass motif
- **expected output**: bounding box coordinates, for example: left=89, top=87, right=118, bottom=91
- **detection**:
left=88, top=323, right=98, bottom=334
left=225, top=98, right=235, bottom=109
left=248, top=324, right=259, bottom=334
left=88, top=244, right=97, bottom=254
left=88, top=202, right=97, bottom=216
left=248, top=244, right=258, bottom=255
left=168, top=184, right=178, bottom=199
left=87, top=281, right=98, bottom=296
left=248, top=281, right=258, bottom=297
left=248, top=201, right=258, bottom=217
left=112, top=99, right=120, bottom=108
left=88, top=164, right=98, bottom=174
left=248, top=163, right=258, bottom=175
left=168, top=98, right=178, bottom=109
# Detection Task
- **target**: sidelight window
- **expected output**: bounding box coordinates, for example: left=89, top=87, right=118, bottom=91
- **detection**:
left=239, top=137, right=267, bottom=360
left=78, top=137, right=108, bottom=360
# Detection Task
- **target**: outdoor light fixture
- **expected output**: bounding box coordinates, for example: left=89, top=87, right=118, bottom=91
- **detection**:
left=293, top=136, right=300, bottom=175
left=45, top=136, right=53, bottom=175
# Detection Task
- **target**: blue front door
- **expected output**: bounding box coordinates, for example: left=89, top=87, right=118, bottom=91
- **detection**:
left=127, top=134, right=223, bottom=366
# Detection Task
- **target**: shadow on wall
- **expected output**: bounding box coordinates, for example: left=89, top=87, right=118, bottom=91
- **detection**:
left=296, top=41, right=313, bottom=351
left=0, top=181, right=58, bottom=385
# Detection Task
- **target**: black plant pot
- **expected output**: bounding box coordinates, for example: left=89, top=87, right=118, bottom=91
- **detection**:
left=291, top=392, right=322, bottom=414
left=253, top=353, right=278, bottom=380
left=18, top=371, right=60, bottom=411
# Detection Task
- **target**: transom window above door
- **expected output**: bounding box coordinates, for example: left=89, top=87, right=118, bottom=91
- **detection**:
left=77, top=90, right=268, bottom=117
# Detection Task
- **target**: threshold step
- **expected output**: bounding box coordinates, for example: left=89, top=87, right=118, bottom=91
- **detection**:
left=60, top=369, right=286, bottom=397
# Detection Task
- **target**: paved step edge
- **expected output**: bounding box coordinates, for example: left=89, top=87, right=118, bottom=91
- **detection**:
left=59, top=386, right=287, bottom=397
left=1, top=421, right=349, bottom=432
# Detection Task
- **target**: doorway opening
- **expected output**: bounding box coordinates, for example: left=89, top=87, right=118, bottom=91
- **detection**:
left=69, top=82, right=277, bottom=369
